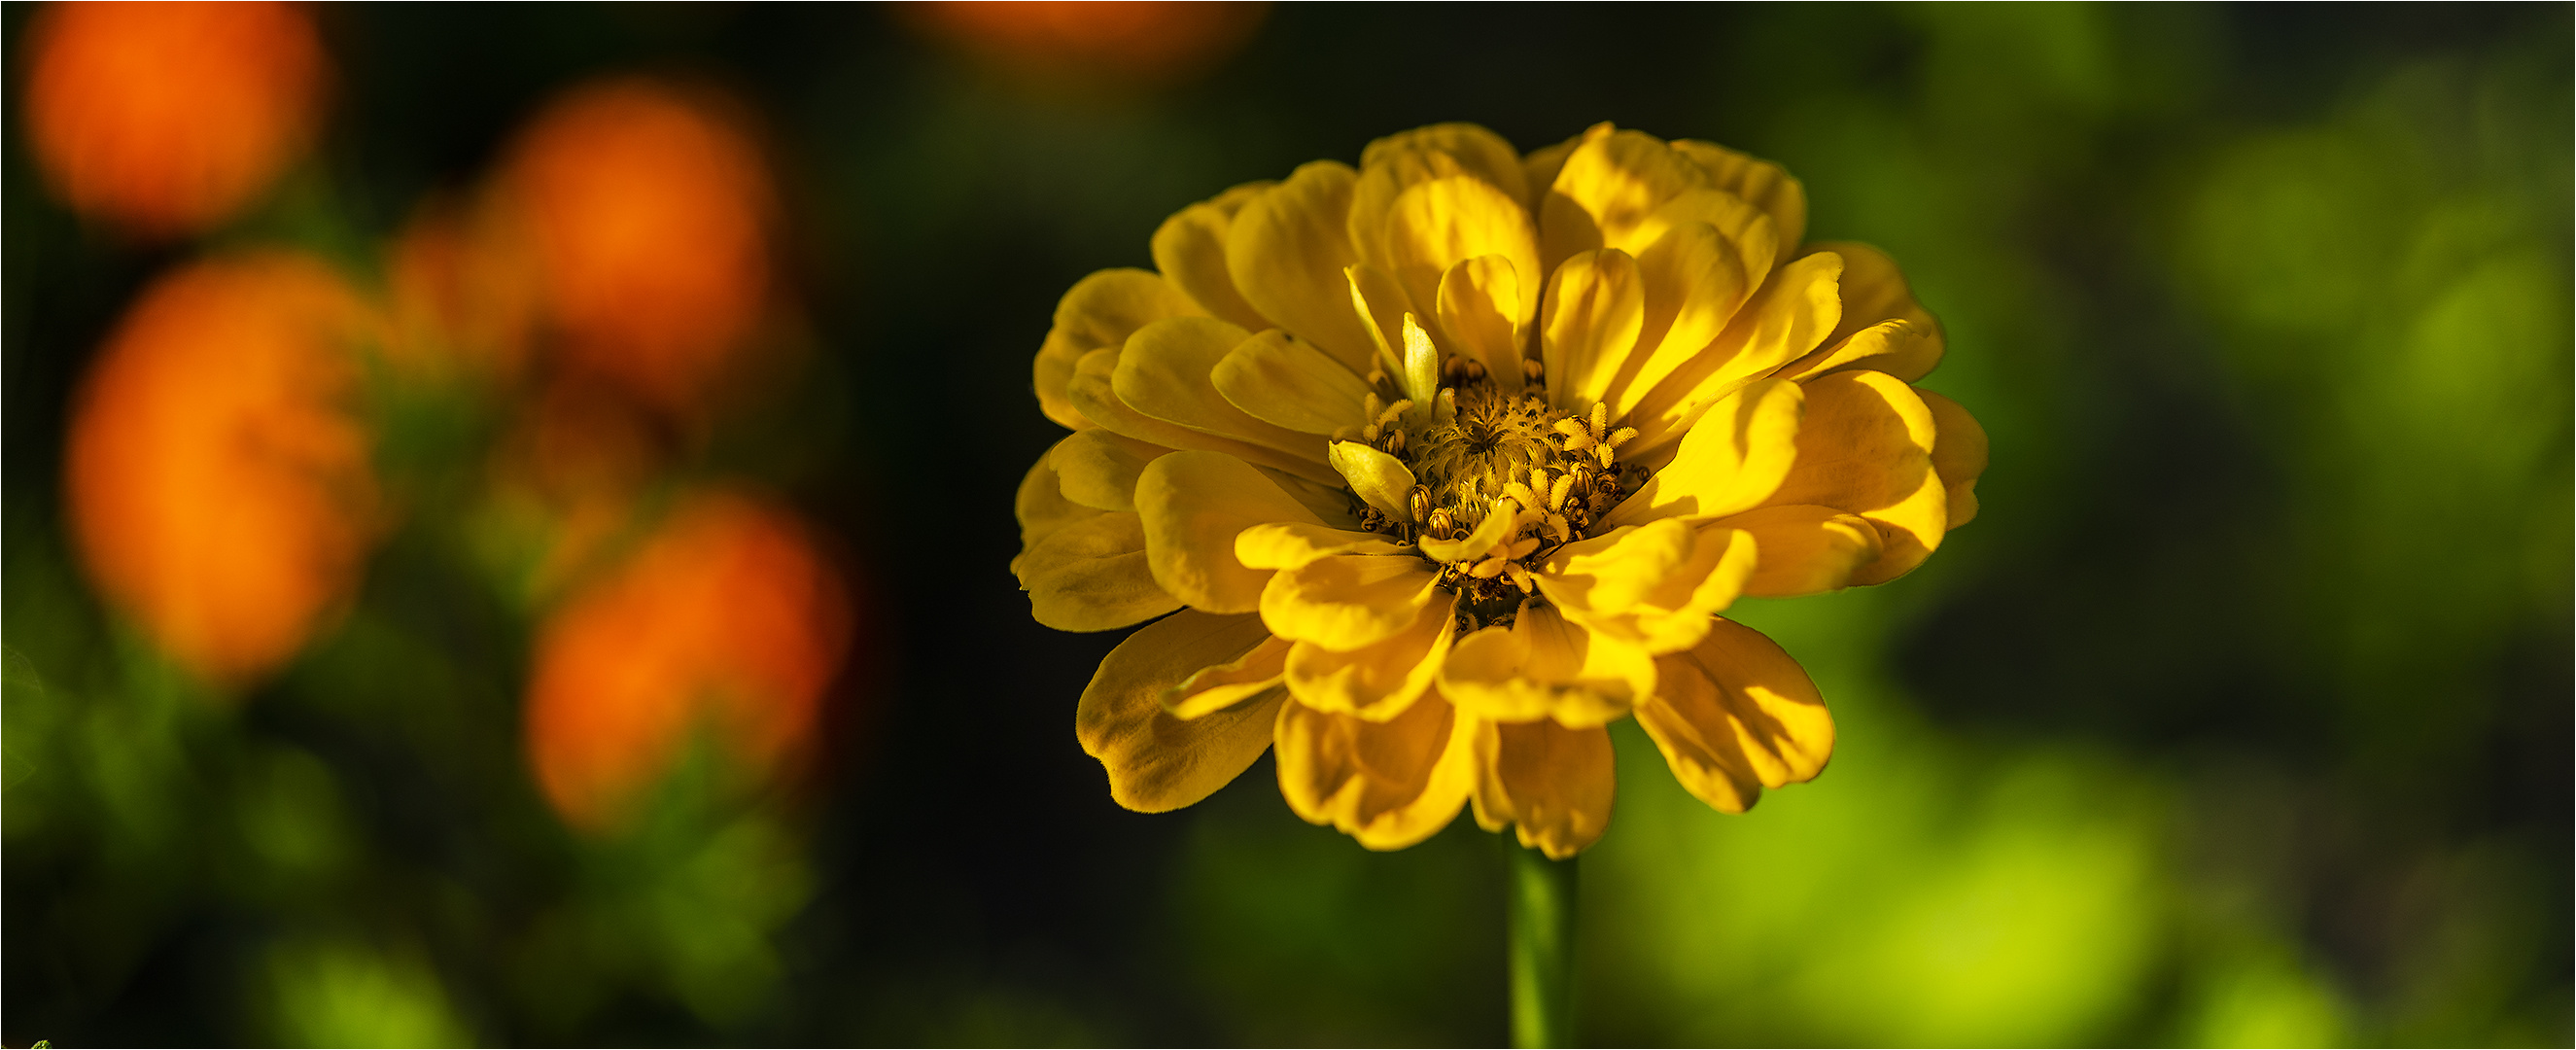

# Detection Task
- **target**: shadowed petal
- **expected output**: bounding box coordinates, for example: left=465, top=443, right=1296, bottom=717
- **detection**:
left=1604, top=377, right=1803, bottom=528
left=1012, top=509, right=1180, bottom=632
left=1236, top=521, right=1409, bottom=571
left=1214, top=329, right=1374, bottom=434
left=1624, top=251, right=1842, bottom=463
left=1078, top=611, right=1285, bottom=812
left=1115, top=316, right=1330, bottom=467
left=1259, top=552, right=1441, bottom=651
left=1227, top=160, right=1376, bottom=373
left=1049, top=429, right=1169, bottom=512
left=1781, top=241, right=1943, bottom=382
left=1440, top=603, right=1653, bottom=727
left=1635, top=618, right=1831, bottom=815
left=1137, top=450, right=1327, bottom=613
left=1471, top=717, right=1616, bottom=859
left=1166, top=632, right=1292, bottom=719
left=1921, top=389, right=1988, bottom=529
left=1036, top=268, right=1201, bottom=430
left=1152, top=182, right=1273, bottom=332
left=1285, top=589, right=1459, bottom=721
left=1671, top=139, right=1807, bottom=253
left=1541, top=248, right=1646, bottom=412
left=1275, top=690, right=1475, bottom=850
left=1716, top=504, right=1883, bottom=598
left=1763, top=369, right=1946, bottom=585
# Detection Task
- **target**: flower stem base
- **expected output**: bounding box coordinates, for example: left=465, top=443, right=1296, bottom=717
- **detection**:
left=1507, top=836, right=1577, bottom=1048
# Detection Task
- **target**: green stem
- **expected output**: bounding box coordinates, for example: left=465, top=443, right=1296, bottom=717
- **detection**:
left=1507, top=836, right=1577, bottom=1048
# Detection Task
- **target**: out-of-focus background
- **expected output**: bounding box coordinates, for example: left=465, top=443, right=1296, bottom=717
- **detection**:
left=3, top=3, right=2567, bottom=1045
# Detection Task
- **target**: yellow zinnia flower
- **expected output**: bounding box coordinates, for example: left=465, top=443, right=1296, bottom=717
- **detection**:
left=1016, top=122, right=1987, bottom=858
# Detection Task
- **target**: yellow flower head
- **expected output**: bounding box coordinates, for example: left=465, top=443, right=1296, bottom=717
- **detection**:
left=1016, top=122, right=1988, bottom=858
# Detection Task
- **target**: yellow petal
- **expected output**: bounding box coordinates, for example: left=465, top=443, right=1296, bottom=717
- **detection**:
left=1274, top=690, right=1475, bottom=850
left=1920, top=389, right=1988, bottom=529
left=1328, top=439, right=1416, bottom=520
left=1257, top=467, right=1366, bottom=528
left=1115, top=316, right=1330, bottom=467
left=1470, top=718, right=1616, bottom=859
left=1348, top=145, right=1468, bottom=278
left=1049, top=429, right=1168, bottom=512
left=1345, top=262, right=1418, bottom=378
left=1671, top=140, right=1807, bottom=255
left=1436, top=255, right=1527, bottom=393
left=1350, top=125, right=1528, bottom=284
left=1520, top=133, right=1582, bottom=211
left=1539, top=248, right=1646, bottom=412
left=1540, top=520, right=1758, bottom=654
left=1624, top=251, right=1842, bottom=462
left=1359, top=122, right=1529, bottom=208
left=1606, top=222, right=1748, bottom=419
left=1624, top=188, right=1780, bottom=290
left=1439, top=603, right=1652, bottom=728
left=1285, top=589, right=1458, bottom=720
left=1259, top=552, right=1441, bottom=651
left=1353, top=152, right=1472, bottom=272
left=1166, top=632, right=1292, bottom=719
left=1034, top=330, right=1095, bottom=432
left=1137, top=450, right=1327, bottom=614
left=1780, top=317, right=1942, bottom=384
left=1235, top=521, right=1407, bottom=571
left=1398, top=314, right=1442, bottom=408
left=1634, top=617, right=1831, bottom=815
left=1071, top=347, right=1339, bottom=485
left=1716, top=504, right=1883, bottom=598
left=1017, top=453, right=1100, bottom=550
left=1603, top=376, right=1803, bottom=528
left=1765, top=369, right=1945, bottom=585
left=1227, top=160, right=1376, bottom=374
left=1037, top=268, right=1202, bottom=430
left=1077, top=611, right=1285, bottom=812
left=1538, top=123, right=1707, bottom=274
left=1383, top=174, right=1543, bottom=338
left=1213, top=329, right=1374, bottom=435
left=1542, top=517, right=1697, bottom=612
left=1784, top=241, right=1943, bottom=382
left=1013, top=510, right=1182, bottom=632
left=1152, top=182, right=1273, bottom=332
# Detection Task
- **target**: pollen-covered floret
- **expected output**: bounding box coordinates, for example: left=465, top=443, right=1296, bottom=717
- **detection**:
left=1342, top=368, right=1648, bottom=632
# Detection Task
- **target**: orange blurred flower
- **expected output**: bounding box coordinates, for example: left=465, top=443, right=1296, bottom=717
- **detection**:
left=908, top=1, right=1267, bottom=85
left=22, top=1, right=329, bottom=238
left=65, top=251, right=380, bottom=687
left=495, top=79, right=778, bottom=415
left=525, top=491, right=853, bottom=832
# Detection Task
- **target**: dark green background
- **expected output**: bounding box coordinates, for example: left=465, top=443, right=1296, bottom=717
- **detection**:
left=5, top=3, right=2568, bottom=1045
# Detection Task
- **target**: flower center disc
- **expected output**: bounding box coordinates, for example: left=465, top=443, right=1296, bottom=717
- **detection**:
left=1349, top=364, right=1647, bottom=631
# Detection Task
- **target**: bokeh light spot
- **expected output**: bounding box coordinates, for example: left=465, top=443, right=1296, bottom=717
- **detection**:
left=525, top=491, right=853, bottom=832
left=64, top=251, right=381, bottom=688
left=22, top=0, right=328, bottom=238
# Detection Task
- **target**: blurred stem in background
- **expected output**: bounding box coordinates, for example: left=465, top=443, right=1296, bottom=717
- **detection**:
left=1509, top=839, right=1576, bottom=1048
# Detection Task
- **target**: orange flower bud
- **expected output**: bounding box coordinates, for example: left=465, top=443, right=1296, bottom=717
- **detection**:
left=22, top=1, right=328, bottom=238
left=495, top=79, right=777, bottom=416
left=909, top=1, right=1267, bottom=85
left=64, top=251, right=380, bottom=687
left=524, top=492, right=854, bottom=832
